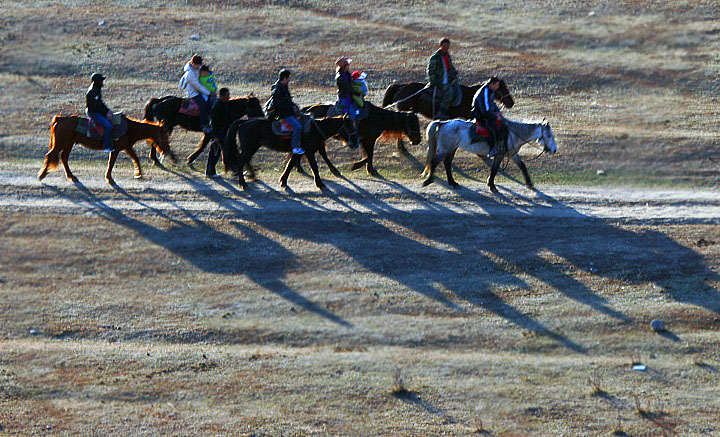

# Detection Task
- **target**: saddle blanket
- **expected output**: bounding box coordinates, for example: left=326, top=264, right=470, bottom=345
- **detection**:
left=179, top=99, right=201, bottom=117
left=76, top=113, right=128, bottom=140
left=271, top=115, right=312, bottom=138
left=469, top=120, right=502, bottom=143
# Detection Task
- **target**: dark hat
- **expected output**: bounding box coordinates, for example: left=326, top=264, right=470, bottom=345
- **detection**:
left=90, top=72, right=106, bottom=82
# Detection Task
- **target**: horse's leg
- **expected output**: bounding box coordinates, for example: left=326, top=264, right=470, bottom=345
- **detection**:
left=284, top=152, right=306, bottom=174
left=513, top=155, right=534, bottom=189
left=237, top=147, right=255, bottom=190
left=364, top=140, right=379, bottom=177
left=444, top=150, right=459, bottom=189
left=319, top=143, right=341, bottom=177
left=187, top=133, right=210, bottom=165
left=487, top=153, right=504, bottom=193
left=105, top=150, right=120, bottom=185
left=60, top=143, right=77, bottom=182
left=397, top=137, right=407, bottom=154
left=422, top=153, right=442, bottom=186
left=306, top=153, right=325, bottom=190
left=39, top=132, right=60, bottom=181
left=279, top=154, right=301, bottom=189
left=126, top=146, right=143, bottom=179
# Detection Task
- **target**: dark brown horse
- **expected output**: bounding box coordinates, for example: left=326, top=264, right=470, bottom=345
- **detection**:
left=143, top=94, right=264, bottom=165
left=38, top=115, right=176, bottom=185
left=382, top=80, right=514, bottom=151
left=224, top=116, right=356, bottom=191
left=301, top=102, right=422, bottom=176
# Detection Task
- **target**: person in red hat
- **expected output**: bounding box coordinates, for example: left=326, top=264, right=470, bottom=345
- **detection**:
left=350, top=70, right=368, bottom=109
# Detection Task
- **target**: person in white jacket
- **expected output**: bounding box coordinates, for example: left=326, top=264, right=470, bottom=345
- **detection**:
left=179, top=54, right=212, bottom=132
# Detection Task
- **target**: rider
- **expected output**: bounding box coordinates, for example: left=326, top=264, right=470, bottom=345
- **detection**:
left=179, top=54, right=212, bottom=133
left=86, top=72, right=114, bottom=152
left=335, top=56, right=360, bottom=147
left=199, top=64, right=217, bottom=110
left=206, top=87, right=231, bottom=178
left=427, top=38, right=458, bottom=119
left=472, top=77, right=505, bottom=158
left=265, top=69, right=304, bottom=155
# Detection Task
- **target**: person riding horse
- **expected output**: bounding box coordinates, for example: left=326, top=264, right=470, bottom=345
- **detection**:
left=471, top=77, right=507, bottom=157
left=264, top=69, right=304, bottom=155
left=86, top=72, right=114, bottom=153
left=427, top=38, right=458, bottom=119
left=335, top=56, right=360, bottom=147
left=179, top=54, right=212, bottom=133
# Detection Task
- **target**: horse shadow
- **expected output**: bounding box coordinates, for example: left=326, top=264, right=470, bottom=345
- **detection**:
left=46, top=180, right=352, bottom=328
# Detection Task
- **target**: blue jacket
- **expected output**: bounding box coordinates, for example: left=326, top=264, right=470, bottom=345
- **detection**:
left=471, top=84, right=500, bottom=122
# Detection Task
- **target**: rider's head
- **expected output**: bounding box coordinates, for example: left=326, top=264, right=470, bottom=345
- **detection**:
left=335, top=56, right=351, bottom=72
left=90, top=72, right=105, bottom=87
left=190, top=54, right=203, bottom=69
left=439, top=38, right=450, bottom=53
left=199, top=65, right=210, bottom=77
left=219, top=87, right=230, bottom=102
left=488, top=77, right=501, bottom=91
left=278, top=69, right=291, bottom=85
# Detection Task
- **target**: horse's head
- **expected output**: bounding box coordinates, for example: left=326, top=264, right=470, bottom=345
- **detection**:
left=539, top=119, right=557, bottom=154
left=245, top=95, right=265, bottom=118
left=496, top=79, right=515, bottom=109
left=404, top=112, right=422, bottom=145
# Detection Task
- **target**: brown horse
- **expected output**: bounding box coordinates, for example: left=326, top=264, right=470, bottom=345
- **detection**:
left=382, top=80, right=514, bottom=151
left=38, top=115, right=177, bottom=185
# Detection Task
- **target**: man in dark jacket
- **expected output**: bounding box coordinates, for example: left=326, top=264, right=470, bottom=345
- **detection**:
left=265, top=69, right=303, bottom=155
left=426, top=38, right=458, bottom=119
left=86, top=72, right=114, bottom=152
left=471, top=77, right=505, bottom=157
left=206, top=87, right=232, bottom=178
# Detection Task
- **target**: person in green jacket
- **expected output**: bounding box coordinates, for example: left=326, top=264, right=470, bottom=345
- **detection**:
left=426, top=38, right=458, bottom=119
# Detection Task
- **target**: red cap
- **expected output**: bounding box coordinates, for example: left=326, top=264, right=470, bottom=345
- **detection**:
left=351, top=70, right=362, bottom=80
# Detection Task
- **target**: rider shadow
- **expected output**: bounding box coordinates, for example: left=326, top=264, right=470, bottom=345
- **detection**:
left=45, top=181, right=352, bottom=328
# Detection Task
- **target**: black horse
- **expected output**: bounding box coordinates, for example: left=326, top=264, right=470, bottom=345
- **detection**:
left=143, top=95, right=264, bottom=165
left=225, top=116, right=357, bottom=191
left=382, top=80, right=514, bottom=152
left=301, top=102, right=422, bottom=176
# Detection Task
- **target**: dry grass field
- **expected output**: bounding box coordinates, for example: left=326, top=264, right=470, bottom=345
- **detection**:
left=1, top=0, right=720, bottom=435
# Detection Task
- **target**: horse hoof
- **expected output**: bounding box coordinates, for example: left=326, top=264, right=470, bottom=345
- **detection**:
left=186, top=156, right=197, bottom=165
left=367, top=169, right=379, bottom=177
left=450, top=183, right=460, bottom=190
left=134, top=174, right=143, bottom=179
left=239, top=183, right=247, bottom=191
left=422, top=178, right=434, bottom=187
left=526, top=183, right=535, bottom=190
left=316, top=183, right=326, bottom=191
left=67, top=175, right=78, bottom=183
left=350, top=162, right=363, bottom=171
left=489, top=185, right=498, bottom=193
left=106, top=178, right=115, bottom=186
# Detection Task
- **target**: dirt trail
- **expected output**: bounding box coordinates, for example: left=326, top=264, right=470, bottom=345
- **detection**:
left=1, top=167, right=719, bottom=222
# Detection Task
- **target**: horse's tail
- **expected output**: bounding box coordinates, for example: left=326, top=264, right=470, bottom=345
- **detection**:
left=39, top=115, right=62, bottom=179
left=422, top=121, right=441, bottom=177
left=382, top=83, right=400, bottom=108
left=143, top=98, right=160, bottom=121
left=224, top=118, right=245, bottom=174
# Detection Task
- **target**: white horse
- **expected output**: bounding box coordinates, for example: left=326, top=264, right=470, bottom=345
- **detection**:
left=422, top=118, right=558, bottom=192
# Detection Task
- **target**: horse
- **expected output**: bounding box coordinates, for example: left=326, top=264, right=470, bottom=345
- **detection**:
left=224, top=115, right=357, bottom=191
left=301, top=101, right=422, bottom=176
left=143, top=94, right=264, bottom=165
left=38, top=114, right=177, bottom=185
left=422, top=118, right=557, bottom=192
left=382, top=80, right=514, bottom=152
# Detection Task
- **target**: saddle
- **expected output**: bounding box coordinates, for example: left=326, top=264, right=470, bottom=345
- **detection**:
left=469, top=120, right=502, bottom=143
left=178, top=98, right=201, bottom=117
left=76, top=113, right=128, bottom=140
left=270, top=114, right=313, bottom=139
left=419, top=83, right=463, bottom=108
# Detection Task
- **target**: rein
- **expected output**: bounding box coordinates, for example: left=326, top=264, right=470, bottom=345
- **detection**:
left=385, top=83, right=430, bottom=108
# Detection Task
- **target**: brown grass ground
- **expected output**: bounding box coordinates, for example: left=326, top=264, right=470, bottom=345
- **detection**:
left=1, top=0, right=719, bottom=434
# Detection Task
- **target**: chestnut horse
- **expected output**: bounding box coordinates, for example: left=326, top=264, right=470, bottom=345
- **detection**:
left=382, top=80, right=514, bottom=151
left=224, top=115, right=357, bottom=191
left=143, top=95, right=264, bottom=165
left=301, top=101, right=422, bottom=176
left=38, top=115, right=176, bottom=185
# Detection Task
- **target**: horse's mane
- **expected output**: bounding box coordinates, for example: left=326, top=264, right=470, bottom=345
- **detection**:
left=231, top=94, right=258, bottom=101
left=125, top=115, right=164, bottom=127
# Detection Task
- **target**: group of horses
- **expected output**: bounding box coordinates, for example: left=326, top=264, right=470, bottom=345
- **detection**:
left=38, top=79, right=557, bottom=193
